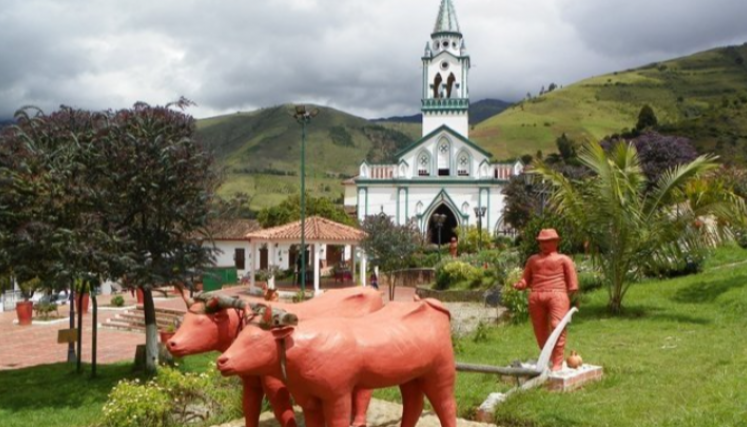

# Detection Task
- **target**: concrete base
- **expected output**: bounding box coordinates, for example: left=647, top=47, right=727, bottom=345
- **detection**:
left=546, top=363, right=604, bottom=392
left=476, top=363, right=604, bottom=422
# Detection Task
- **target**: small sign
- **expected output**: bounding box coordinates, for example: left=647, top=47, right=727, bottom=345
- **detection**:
left=58, top=328, right=78, bottom=344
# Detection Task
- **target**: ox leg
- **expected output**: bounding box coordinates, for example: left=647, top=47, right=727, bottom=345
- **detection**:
left=300, top=398, right=325, bottom=427
left=400, top=380, right=425, bottom=427
left=421, top=373, right=457, bottom=427
left=322, top=396, right=353, bottom=427
left=241, top=376, right=265, bottom=427
left=351, top=387, right=373, bottom=427
left=261, top=376, right=297, bottom=427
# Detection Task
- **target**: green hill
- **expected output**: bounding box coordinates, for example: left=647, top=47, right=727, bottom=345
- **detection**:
left=197, top=105, right=419, bottom=209
left=472, top=43, right=747, bottom=162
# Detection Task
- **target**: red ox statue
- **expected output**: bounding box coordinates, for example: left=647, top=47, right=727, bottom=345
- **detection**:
left=217, top=299, right=457, bottom=427
left=168, top=287, right=383, bottom=427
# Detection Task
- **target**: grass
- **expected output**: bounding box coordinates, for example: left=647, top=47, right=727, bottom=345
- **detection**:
left=472, top=44, right=747, bottom=162
left=0, top=353, right=219, bottom=427
left=377, top=244, right=747, bottom=425
left=2, top=246, right=746, bottom=426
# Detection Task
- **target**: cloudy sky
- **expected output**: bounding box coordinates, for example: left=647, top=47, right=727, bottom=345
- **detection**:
left=1, top=0, right=746, bottom=120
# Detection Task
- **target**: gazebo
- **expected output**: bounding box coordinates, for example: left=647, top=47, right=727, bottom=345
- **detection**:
left=245, top=216, right=368, bottom=295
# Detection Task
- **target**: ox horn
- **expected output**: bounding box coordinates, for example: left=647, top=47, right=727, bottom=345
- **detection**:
left=173, top=283, right=194, bottom=308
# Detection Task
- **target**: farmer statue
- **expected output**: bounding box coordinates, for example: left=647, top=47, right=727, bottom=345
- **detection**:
left=513, top=228, right=578, bottom=371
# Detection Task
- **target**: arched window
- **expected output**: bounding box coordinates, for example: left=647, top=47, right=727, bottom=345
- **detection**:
left=417, top=151, right=431, bottom=176
left=433, top=74, right=443, bottom=99
left=457, top=151, right=470, bottom=176
left=437, top=139, right=451, bottom=176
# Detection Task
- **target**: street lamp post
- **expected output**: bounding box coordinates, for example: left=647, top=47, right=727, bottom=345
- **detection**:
left=523, top=171, right=549, bottom=216
left=474, top=206, right=487, bottom=250
left=293, top=105, right=318, bottom=297
left=433, top=213, right=447, bottom=259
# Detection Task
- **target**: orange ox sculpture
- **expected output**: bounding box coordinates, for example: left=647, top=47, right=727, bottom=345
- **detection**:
left=168, top=287, right=383, bottom=427
left=217, top=299, right=457, bottom=427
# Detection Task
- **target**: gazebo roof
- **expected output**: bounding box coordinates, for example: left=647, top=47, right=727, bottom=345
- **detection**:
left=204, top=219, right=261, bottom=240
left=246, top=216, right=365, bottom=243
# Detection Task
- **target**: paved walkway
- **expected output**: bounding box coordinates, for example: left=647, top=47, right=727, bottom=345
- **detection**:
left=0, top=285, right=422, bottom=371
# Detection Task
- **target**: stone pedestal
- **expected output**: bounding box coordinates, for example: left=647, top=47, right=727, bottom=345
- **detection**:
left=546, top=363, right=604, bottom=392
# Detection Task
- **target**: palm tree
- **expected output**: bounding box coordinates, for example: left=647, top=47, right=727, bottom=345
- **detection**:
left=535, top=141, right=744, bottom=314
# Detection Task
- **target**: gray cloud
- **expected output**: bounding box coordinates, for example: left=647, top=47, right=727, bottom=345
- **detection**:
left=1, top=0, right=745, bottom=120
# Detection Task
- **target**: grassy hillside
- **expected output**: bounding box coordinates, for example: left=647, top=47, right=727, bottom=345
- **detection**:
left=472, top=43, right=747, bottom=161
left=374, top=98, right=512, bottom=126
left=197, top=105, right=416, bottom=209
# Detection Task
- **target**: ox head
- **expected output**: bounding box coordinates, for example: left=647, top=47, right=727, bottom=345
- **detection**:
left=217, top=306, right=296, bottom=378
left=167, top=286, right=244, bottom=357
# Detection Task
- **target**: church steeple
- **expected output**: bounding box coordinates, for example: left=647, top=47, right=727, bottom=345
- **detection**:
left=421, top=0, right=470, bottom=138
left=433, top=0, right=461, bottom=35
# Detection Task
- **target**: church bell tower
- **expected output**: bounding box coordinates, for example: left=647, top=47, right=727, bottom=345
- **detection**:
left=421, top=0, right=470, bottom=138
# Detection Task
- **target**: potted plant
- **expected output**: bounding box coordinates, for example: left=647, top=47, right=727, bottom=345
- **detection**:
left=16, top=277, right=41, bottom=326
left=159, top=319, right=180, bottom=344
left=73, top=278, right=91, bottom=314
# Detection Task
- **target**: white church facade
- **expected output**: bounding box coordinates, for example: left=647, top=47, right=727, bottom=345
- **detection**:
left=344, top=0, right=523, bottom=243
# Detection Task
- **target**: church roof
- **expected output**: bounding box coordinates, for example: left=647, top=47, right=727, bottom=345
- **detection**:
left=433, top=0, right=461, bottom=35
left=393, top=125, right=493, bottom=160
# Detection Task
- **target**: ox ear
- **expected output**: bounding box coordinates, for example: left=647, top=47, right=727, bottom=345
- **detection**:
left=271, top=326, right=295, bottom=341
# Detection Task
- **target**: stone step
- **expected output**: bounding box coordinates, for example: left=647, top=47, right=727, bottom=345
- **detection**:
left=101, top=305, right=186, bottom=332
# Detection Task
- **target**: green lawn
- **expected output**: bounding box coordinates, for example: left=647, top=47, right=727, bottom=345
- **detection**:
left=2, top=246, right=746, bottom=426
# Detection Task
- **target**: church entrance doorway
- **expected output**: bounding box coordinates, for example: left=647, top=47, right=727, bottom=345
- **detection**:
left=427, top=205, right=458, bottom=245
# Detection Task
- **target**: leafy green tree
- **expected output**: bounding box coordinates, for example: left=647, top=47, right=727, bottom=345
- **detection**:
left=535, top=141, right=743, bottom=314
left=636, top=104, right=658, bottom=132
left=555, top=133, right=577, bottom=162
left=360, top=215, right=420, bottom=300
left=257, top=193, right=355, bottom=228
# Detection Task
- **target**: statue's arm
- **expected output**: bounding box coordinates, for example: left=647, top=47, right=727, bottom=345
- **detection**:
left=514, top=257, right=535, bottom=290
left=563, top=256, right=579, bottom=293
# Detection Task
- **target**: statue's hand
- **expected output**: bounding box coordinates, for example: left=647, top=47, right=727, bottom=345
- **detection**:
left=513, top=279, right=527, bottom=290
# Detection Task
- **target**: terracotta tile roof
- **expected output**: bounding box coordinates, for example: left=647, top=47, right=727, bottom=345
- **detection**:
left=245, top=216, right=365, bottom=243
left=204, top=219, right=261, bottom=240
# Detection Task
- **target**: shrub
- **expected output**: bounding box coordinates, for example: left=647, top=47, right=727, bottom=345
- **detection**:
left=500, top=268, right=528, bottom=324
left=110, top=295, right=125, bottom=307
left=434, top=261, right=483, bottom=290
left=102, top=378, right=171, bottom=427
left=33, top=301, right=58, bottom=319
left=101, top=365, right=242, bottom=427
left=735, top=227, right=747, bottom=249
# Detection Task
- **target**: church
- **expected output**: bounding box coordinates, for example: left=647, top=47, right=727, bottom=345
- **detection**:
left=344, top=0, right=523, bottom=244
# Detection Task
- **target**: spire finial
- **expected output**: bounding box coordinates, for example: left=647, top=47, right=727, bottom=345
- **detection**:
left=433, top=0, right=461, bottom=35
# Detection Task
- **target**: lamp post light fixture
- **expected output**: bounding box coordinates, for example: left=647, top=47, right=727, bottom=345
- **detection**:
left=474, top=206, right=487, bottom=250
left=433, top=213, right=447, bottom=259
left=522, top=170, right=550, bottom=216
left=293, top=105, right=319, bottom=297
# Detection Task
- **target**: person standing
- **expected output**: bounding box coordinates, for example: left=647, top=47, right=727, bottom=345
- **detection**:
left=513, top=228, right=578, bottom=371
left=369, top=272, right=379, bottom=290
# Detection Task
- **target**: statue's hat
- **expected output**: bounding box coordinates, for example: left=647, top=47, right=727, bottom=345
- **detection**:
left=536, top=228, right=560, bottom=241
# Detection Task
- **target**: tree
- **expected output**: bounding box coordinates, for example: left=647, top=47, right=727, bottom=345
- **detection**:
left=636, top=104, right=658, bottom=132
left=100, top=100, right=219, bottom=373
left=359, top=215, right=420, bottom=301
left=257, top=193, right=355, bottom=228
left=0, top=106, right=125, bottom=370
left=632, top=132, right=698, bottom=184
left=535, top=140, right=743, bottom=314
left=555, top=133, right=577, bottom=162
left=501, top=175, right=538, bottom=230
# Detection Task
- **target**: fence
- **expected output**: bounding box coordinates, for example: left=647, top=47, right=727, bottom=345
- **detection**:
left=1, top=290, right=21, bottom=312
